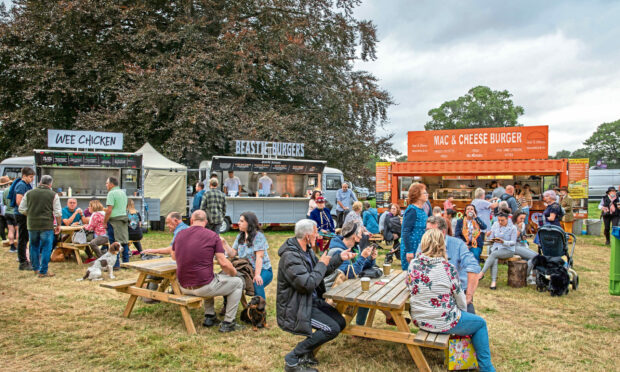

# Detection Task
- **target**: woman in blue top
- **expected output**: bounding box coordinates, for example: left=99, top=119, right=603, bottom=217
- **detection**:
left=222, top=211, right=272, bottom=299
left=400, top=183, right=429, bottom=270
left=362, top=201, right=380, bottom=234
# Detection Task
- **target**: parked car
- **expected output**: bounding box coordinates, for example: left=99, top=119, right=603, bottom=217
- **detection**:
left=589, top=168, right=620, bottom=199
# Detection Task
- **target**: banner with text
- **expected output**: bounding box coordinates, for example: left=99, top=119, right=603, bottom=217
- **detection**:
left=375, top=162, right=392, bottom=210
left=568, top=158, right=589, bottom=219
left=407, top=126, right=548, bottom=161
left=48, top=129, right=123, bottom=150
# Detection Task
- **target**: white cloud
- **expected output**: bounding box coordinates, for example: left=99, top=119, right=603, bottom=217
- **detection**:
left=357, top=3, right=620, bottom=156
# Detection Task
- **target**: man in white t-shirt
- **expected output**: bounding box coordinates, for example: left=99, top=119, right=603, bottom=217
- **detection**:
left=223, top=171, right=242, bottom=196
left=257, top=173, right=273, bottom=197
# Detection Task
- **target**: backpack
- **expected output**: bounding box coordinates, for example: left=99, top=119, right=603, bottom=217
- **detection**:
left=6, top=179, right=23, bottom=208
left=494, top=193, right=517, bottom=214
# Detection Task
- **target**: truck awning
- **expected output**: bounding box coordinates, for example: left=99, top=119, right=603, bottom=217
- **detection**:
left=211, top=156, right=326, bottom=174
left=391, top=159, right=567, bottom=176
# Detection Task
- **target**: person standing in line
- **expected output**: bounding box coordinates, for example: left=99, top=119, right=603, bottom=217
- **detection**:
left=223, top=171, right=242, bottom=196
left=400, top=183, right=428, bottom=270
left=200, top=178, right=227, bottom=234
left=491, top=180, right=505, bottom=199
left=335, top=182, right=357, bottom=228
left=559, top=186, right=575, bottom=234
left=18, top=175, right=62, bottom=277
left=519, top=184, right=533, bottom=223
left=257, top=173, right=273, bottom=197
left=103, top=176, right=130, bottom=269
left=1, top=176, right=17, bottom=253
left=601, top=187, right=620, bottom=245
left=126, top=198, right=143, bottom=255
left=12, top=167, right=35, bottom=271
left=191, top=182, right=205, bottom=213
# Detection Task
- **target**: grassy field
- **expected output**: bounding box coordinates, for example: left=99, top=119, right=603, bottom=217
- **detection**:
left=1, top=228, right=619, bottom=371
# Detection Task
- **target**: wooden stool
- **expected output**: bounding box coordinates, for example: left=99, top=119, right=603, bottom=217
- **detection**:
left=507, top=260, right=528, bottom=288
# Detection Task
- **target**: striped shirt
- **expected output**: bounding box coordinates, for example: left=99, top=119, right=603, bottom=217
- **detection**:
left=200, top=188, right=226, bottom=225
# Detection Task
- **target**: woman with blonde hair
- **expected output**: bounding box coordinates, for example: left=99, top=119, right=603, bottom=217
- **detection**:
left=343, top=201, right=371, bottom=248
left=83, top=199, right=108, bottom=258
left=400, top=183, right=428, bottom=269
left=407, top=229, right=495, bottom=372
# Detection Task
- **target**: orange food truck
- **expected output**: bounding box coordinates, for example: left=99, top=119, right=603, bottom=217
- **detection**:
left=376, top=125, right=589, bottom=222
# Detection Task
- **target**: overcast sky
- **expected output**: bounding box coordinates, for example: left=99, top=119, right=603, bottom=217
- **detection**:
left=353, top=0, right=620, bottom=156
left=3, top=1, right=619, bottom=157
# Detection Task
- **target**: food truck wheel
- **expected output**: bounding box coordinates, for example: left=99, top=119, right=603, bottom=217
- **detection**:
left=220, top=218, right=231, bottom=233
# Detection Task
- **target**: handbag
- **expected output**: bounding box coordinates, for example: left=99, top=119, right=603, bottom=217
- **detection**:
left=72, top=229, right=87, bottom=244
left=444, top=335, right=478, bottom=370
left=360, top=265, right=383, bottom=279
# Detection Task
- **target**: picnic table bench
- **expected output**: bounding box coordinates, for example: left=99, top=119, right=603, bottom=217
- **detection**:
left=102, top=257, right=246, bottom=334
left=323, top=270, right=449, bottom=372
left=56, top=225, right=89, bottom=264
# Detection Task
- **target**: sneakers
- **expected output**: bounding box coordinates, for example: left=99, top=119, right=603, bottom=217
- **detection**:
left=203, top=314, right=219, bottom=328
left=18, top=262, right=33, bottom=271
left=8, top=246, right=17, bottom=253
left=218, top=321, right=242, bottom=333
left=299, top=353, right=319, bottom=366
left=284, top=363, right=318, bottom=372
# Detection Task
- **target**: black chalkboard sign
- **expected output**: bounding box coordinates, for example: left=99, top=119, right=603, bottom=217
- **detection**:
left=211, top=157, right=325, bottom=174
left=35, top=151, right=142, bottom=170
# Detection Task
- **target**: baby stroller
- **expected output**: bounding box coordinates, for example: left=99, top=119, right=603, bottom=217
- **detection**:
left=534, top=224, right=579, bottom=295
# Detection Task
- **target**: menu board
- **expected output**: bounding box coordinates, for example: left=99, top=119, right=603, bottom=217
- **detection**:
left=211, top=157, right=325, bottom=174
left=375, top=162, right=392, bottom=210
left=568, top=158, right=589, bottom=219
left=34, top=151, right=142, bottom=169
left=568, top=158, right=589, bottom=199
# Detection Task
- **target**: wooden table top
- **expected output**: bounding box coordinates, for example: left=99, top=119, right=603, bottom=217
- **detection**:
left=121, top=257, right=178, bottom=276
left=60, top=225, right=84, bottom=232
left=323, top=270, right=410, bottom=310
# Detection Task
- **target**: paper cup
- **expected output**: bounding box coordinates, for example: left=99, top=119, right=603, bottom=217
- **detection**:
left=383, top=263, right=391, bottom=275
left=361, top=277, right=370, bottom=291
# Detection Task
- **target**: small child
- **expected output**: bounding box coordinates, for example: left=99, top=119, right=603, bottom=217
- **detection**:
left=127, top=199, right=143, bottom=255
left=83, top=199, right=108, bottom=258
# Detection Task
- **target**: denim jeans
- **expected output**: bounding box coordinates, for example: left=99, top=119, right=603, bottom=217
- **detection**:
left=29, top=229, right=54, bottom=274
left=469, top=247, right=482, bottom=263
left=521, top=207, right=530, bottom=223
left=444, top=311, right=495, bottom=372
left=481, top=248, right=514, bottom=281
left=253, top=267, right=273, bottom=299
left=107, top=223, right=130, bottom=268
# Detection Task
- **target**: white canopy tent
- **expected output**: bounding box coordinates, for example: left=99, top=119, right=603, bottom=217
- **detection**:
left=135, top=143, right=187, bottom=217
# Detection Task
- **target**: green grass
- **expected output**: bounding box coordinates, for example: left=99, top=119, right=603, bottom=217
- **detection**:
left=1, top=229, right=619, bottom=371
left=588, top=201, right=600, bottom=219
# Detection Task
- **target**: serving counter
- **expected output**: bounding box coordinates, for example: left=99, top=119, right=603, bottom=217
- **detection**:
left=225, top=196, right=310, bottom=225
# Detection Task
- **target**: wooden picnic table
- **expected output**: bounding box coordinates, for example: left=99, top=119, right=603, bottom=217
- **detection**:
left=103, top=257, right=246, bottom=335
left=56, top=225, right=89, bottom=264
left=323, top=270, right=449, bottom=372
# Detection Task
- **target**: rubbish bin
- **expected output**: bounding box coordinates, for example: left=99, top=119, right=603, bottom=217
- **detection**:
left=585, top=219, right=602, bottom=236
left=610, top=226, right=620, bottom=296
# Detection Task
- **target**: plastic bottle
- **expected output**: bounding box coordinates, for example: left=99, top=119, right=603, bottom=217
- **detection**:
left=68, top=186, right=72, bottom=197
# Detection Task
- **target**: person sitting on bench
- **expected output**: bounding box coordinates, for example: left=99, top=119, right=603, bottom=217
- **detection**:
left=173, top=210, right=243, bottom=333
left=478, top=213, right=517, bottom=290
left=407, top=229, right=496, bottom=372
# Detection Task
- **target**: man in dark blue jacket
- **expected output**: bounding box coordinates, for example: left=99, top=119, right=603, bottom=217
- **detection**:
left=277, top=219, right=356, bottom=372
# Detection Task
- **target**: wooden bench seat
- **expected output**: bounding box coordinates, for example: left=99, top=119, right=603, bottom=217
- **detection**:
left=100, top=279, right=138, bottom=289
left=413, top=330, right=450, bottom=349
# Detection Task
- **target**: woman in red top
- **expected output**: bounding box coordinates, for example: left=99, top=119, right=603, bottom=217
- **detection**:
left=83, top=200, right=108, bottom=258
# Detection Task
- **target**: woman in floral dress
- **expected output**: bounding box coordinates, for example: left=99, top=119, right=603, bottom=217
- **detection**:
left=407, top=229, right=496, bottom=372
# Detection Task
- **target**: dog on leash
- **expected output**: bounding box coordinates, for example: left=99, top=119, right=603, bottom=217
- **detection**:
left=77, top=242, right=121, bottom=281
left=240, top=296, right=267, bottom=331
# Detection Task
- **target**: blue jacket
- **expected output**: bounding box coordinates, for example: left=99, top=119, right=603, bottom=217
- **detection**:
left=191, top=189, right=206, bottom=213
left=309, top=207, right=335, bottom=233
left=454, top=217, right=487, bottom=249
left=328, top=236, right=374, bottom=278
left=362, top=208, right=380, bottom=234
left=401, top=204, right=427, bottom=255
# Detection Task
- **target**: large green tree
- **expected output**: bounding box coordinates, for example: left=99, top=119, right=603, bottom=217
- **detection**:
left=0, top=0, right=396, bottom=182
left=424, top=86, right=524, bottom=130
left=583, top=119, right=620, bottom=168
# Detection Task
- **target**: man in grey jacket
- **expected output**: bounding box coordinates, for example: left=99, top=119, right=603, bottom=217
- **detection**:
left=276, top=219, right=356, bottom=372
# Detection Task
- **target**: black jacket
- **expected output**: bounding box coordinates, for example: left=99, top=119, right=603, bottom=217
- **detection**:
left=382, top=215, right=402, bottom=241
left=602, top=195, right=620, bottom=217
left=276, top=237, right=343, bottom=336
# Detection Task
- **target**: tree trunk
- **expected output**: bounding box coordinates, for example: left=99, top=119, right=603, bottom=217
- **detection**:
left=507, top=260, right=528, bottom=288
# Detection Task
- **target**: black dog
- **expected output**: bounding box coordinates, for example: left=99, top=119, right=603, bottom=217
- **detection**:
left=240, top=296, right=267, bottom=331
left=532, top=255, right=570, bottom=296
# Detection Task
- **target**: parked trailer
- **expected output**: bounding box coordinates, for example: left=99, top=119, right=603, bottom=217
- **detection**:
left=197, top=157, right=346, bottom=232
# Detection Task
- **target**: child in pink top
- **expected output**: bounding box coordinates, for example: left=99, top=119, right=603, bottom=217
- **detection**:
left=443, top=196, right=455, bottom=212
